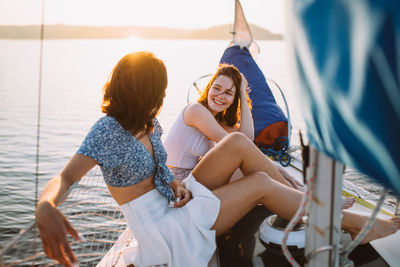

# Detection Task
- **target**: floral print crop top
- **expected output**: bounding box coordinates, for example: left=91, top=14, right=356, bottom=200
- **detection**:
left=77, top=116, right=174, bottom=201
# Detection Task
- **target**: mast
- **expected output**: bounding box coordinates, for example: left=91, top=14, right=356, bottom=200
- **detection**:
left=305, top=148, right=343, bottom=267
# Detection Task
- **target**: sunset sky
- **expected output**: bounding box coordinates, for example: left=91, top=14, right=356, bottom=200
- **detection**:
left=0, top=0, right=285, bottom=33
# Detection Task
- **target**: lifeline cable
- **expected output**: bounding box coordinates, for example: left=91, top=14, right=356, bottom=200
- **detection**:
left=33, top=0, right=46, bottom=263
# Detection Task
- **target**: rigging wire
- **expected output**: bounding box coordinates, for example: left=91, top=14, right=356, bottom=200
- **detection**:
left=33, top=0, right=46, bottom=263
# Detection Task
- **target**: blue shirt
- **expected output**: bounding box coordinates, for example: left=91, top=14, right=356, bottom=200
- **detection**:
left=77, top=116, right=175, bottom=201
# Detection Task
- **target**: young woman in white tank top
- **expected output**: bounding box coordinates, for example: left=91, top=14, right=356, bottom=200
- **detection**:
left=164, top=64, right=303, bottom=189
left=164, top=64, right=354, bottom=209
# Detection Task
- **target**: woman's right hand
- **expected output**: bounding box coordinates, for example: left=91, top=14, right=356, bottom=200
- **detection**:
left=36, top=202, right=80, bottom=267
left=34, top=155, right=96, bottom=266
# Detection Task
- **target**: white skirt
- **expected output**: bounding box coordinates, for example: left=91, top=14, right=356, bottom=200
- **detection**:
left=120, top=173, right=221, bottom=267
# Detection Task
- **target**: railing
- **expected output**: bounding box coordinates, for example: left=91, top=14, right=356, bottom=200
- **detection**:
left=186, top=74, right=292, bottom=144
left=0, top=167, right=125, bottom=267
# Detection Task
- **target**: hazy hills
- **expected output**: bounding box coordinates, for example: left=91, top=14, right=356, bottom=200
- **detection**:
left=0, top=24, right=282, bottom=40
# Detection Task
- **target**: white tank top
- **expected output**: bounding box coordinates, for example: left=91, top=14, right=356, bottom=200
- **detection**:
left=164, top=106, right=214, bottom=169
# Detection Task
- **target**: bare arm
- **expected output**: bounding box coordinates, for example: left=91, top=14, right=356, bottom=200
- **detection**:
left=35, top=154, right=97, bottom=266
left=185, top=74, right=254, bottom=142
left=237, top=74, right=254, bottom=140
left=184, top=103, right=230, bottom=142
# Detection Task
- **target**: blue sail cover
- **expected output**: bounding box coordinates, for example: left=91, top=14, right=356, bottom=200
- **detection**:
left=219, top=45, right=288, bottom=141
left=287, top=0, right=400, bottom=195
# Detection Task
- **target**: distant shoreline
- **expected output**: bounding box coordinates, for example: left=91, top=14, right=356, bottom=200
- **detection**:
left=0, top=24, right=282, bottom=40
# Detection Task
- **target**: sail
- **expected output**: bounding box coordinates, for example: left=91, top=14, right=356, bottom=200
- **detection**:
left=287, top=0, right=400, bottom=195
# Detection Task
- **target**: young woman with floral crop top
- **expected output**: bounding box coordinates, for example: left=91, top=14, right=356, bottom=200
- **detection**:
left=35, top=51, right=400, bottom=267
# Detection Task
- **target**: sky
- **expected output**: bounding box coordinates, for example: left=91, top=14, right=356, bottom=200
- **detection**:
left=0, top=0, right=285, bottom=33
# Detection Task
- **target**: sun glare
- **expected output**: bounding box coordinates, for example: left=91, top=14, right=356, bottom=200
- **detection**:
left=126, top=34, right=141, bottom=40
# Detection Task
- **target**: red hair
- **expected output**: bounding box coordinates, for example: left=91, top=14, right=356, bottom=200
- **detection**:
left=101, top=51, right=167, bottom=135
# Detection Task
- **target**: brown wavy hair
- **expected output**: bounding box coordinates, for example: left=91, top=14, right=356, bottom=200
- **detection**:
left=101, top=51, right=167, bottom=136
left=197, top=64, right=251, bottom=127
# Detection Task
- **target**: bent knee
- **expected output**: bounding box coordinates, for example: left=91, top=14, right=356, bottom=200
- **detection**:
left=220, top=132, right=252, bottom=150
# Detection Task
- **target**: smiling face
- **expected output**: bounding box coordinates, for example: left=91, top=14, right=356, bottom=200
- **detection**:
left=207, top=75, right=237, bottom=115
left=197, top=64, right=245, bottom=126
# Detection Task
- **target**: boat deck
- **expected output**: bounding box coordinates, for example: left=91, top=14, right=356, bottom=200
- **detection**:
left=217, top=205, right=390, bottom=267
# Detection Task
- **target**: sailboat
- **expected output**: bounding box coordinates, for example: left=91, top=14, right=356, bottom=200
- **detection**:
left=1, top=0, right=399, bottom=266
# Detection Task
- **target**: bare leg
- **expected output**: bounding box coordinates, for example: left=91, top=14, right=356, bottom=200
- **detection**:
left=193, top=132, right=292, bottom=190
left=210, top=171, right=400, bottom=242
left=342, top=212, right=400, bottom=244
left=342, top=197, right=355, bottom=209
left=192, top=133, right=400, bottom=242
left=210, top=172, right=303, bottom=236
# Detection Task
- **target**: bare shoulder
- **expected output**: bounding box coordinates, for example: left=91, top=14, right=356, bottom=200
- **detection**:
left=184, top=103, right=212, bottom=125
left=185, top=102, right=208, bottom=114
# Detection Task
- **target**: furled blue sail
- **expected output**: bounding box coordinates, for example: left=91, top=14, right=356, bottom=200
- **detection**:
left=287, top=0, right=400, bottom=195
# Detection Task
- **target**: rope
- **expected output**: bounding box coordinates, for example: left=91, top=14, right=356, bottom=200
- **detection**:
left=266, top=78, right=291, bottom=146
left=33, top=0, right=46, bottom=263
left=258, top=136, right=292, bottom=166
left=281, top=147, right=317, bottom=266
left=186, top=73, right=212, bottom=104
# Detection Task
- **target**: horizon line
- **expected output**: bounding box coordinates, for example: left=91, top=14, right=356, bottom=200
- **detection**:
left=0, top=23, right=282, bottom=34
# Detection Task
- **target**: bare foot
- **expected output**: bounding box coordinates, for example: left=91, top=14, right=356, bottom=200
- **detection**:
left=347, top=216, right=400, bottom=244
left=342, top=197, right=355, bottom=210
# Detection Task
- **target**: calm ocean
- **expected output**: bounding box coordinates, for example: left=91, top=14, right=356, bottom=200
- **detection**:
left=0, top=38, right=393, bottom=253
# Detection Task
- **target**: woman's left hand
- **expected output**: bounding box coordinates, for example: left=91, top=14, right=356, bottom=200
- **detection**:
left=273, top=161, right=305, bottom=191
left=240, top=73, right=249, bottom=95
left=171, top=180, right=192, bottom=208
left=279, top=166, right=305, bottom=191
